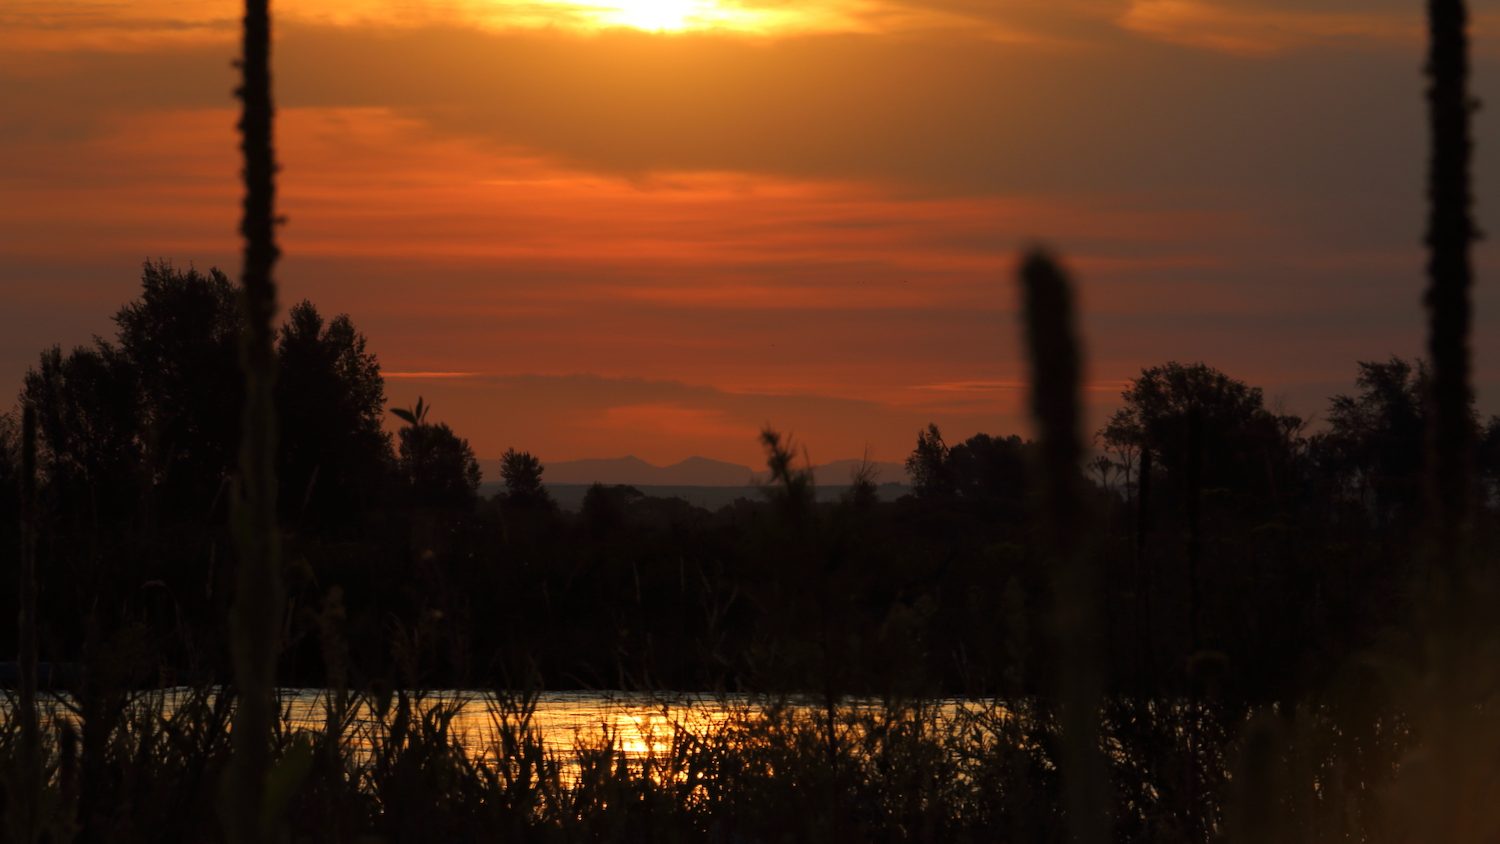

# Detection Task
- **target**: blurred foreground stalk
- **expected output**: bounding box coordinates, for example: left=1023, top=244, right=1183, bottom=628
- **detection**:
left=17, top=404, right=39, bottom=840
left=1423, top=0, right=1475, bottom=569
left=225, top=0, right=283, bottom=840
left=1019, top=251, right=1107, bottom=844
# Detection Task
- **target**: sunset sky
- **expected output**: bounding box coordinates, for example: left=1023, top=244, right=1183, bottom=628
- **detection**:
left=2, top=0, right=1497, bottom=470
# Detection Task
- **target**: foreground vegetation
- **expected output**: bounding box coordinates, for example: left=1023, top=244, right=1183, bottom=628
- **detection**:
left=1, top=0, right=1493, bottom=839
left=1, top=261, right=1497, bottom=841
left=0, top=680, right=1459, bottom=842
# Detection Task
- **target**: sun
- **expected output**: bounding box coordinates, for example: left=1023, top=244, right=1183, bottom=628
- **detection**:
left=593, top=0, right=728, bottom=32
left=461, top=0, right=820, bottom=36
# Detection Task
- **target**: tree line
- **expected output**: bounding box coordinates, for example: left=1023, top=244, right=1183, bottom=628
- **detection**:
left=1, top=260, right=1496, bottom=698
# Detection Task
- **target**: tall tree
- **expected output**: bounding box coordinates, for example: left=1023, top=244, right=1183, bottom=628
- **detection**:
left=22, top=343, right=143, bottom=529
left=1101, top=362, right=1301, bottom=508
left=275, top=301, right=392, bottom=528
left=499, top=448, right=554, bottom=511
left=394, top=399, right=481, bottom=511
left=1481, top=416, right=1500, bottom=507
left=226, top=0, right=282, bottom=837
left=904, top=427, right=1033, bottom=517
left=1314, top=358, right=1428, bottom=524
left=115, top=263, right=241, bottom=515
left=904, top=424, right=952, bottom=498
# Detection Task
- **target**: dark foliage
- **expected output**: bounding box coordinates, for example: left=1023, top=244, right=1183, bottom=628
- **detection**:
left=499, top=449, right=554, bottom=511
left=115, top=262, right=242, bottom=518
left=904, top=424, right=951, bottom=498
left=21, top=264, right=396, bottom=536
left=276, top=301, right=392, bottom=529
left=580, top=483, right=644, bottom=538
left=7, top=297, right=1500, bottom=839
left=22, top=343, right=143, bottom=531
left=397, top=418, right=481, bottom=511
left=1101, top=361, right=1302, bottom=510
left=1318, top=359, right=1429, bottom=524
left=1, top=0, right=1489, bottom=834
left=903, top=425, right=1033, bottom=521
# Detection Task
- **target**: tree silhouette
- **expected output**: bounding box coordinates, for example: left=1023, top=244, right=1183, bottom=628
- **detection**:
left=580, top=483, right=643, bottom=537
left=394, top=399, right=480, bottom=510
left=22, top=343, right=143, bottom=528
left=904, top=424, right=952, bottom=498
left=499, top=448, right=554, bottom=510
left=24, top=266, right=391, bottom=533
left=760, top=428, right=814, bottom=518
left=1102, top=361, right=1301, bottom=507
left=905, top=427, right=1032, bottom=518
left=1315, top=358, right=1429, bottom=524
left=947, top=433, right=1031, bottom=511
left=115, top=262, right=241, bottom=515
left=843, top=451, right=880, bottom=511
left=0, top=412, right=17, bottom=511
left=1481, top=416, right=1500, bottom=507
left=275, top=300, right=392, bottom=528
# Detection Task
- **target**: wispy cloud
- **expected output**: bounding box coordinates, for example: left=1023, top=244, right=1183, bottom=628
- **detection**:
left=1118, top=0, right=1421, bottom=54
left=383, top=371, right=485, bottom=380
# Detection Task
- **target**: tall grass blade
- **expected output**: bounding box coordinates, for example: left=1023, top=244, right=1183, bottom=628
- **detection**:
left=17, top=403, right=39, bottom=840
left=226, top=0, right=283, bottom=840
left=1424, top=0, right=1476, bottom=569
left=1018, top=250, right=1107, bottom=844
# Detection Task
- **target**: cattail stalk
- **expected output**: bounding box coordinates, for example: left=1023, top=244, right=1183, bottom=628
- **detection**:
left=1019, top=251, right=1107, bottom=844
left=1135, top=446, right=1153, bottom=691
left=226, top=0, right=282, bottom=840
left=18, top=404, right=39, bottom=830
left=1423, top=0, right=1475, bottom=566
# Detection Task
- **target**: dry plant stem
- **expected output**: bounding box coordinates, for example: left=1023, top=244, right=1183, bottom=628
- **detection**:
left=18, top=404, right=39, bottom=838
left=1424, top=0, right=1475, bottom=570
left=1019, top=251, right=1107, bottom=844
left=227, top=0, right=282, bottom=840
left=1418, top=3, right=1477, bottom=843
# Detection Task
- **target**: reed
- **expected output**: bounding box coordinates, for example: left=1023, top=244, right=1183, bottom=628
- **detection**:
left=16, top=404, right=39, bottom=842
left=1018, top=250, right=1107, bottom=844
left=1423, top=0, right=1476, bottom=569
left=225, top=0, right=283, bottom=839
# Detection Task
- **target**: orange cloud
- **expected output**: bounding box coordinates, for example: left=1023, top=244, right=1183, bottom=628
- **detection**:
left=0, top=0, right=1056, bottom=51
left=1118, top=1, right=1421, bottom=54
left=590, top=403, right=757, bottom=440
left=5, top=98, right=1484, bottom=462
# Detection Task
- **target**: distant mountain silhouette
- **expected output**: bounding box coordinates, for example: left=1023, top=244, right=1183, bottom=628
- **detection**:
left=534, top=455, right=909, bottom=487
left=542, top=455, right=758, bottom=486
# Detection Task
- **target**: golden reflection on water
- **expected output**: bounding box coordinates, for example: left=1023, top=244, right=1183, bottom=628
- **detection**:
left=279, top=690, right=748, bottom=765
left=24, top=689, right=1011, bottom=787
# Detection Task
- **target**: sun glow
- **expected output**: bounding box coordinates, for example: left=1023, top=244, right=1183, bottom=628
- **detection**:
left=2, top=0, right=861, bottom=43
left=594, top=0, right=713, bottom=32
left=488, top=0, right=818, bottom=35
